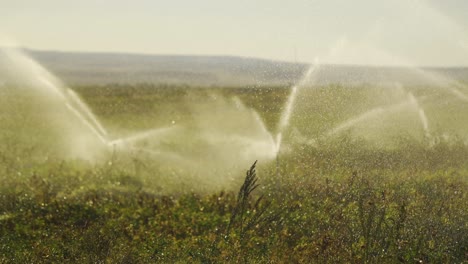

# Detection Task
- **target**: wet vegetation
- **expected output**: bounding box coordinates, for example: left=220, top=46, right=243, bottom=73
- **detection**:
left=1, top=85, right=467, bottom=263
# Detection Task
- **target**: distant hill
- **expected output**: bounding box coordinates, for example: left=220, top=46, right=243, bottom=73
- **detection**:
left=27, top=50, right=305, bottom=86
left=13, top=49, right=468, bottom=86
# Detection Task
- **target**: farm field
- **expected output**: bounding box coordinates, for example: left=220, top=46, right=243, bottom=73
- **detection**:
left=1, top=83, right=467, bottom=263
left=3, top=0, right=468, bottom=262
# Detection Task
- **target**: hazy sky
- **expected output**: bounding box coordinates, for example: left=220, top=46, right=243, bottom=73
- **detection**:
left=1, top=0, right=468, bottom=66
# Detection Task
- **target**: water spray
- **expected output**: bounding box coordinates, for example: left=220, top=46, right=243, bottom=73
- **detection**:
left=275, top=59, right=320, bottom=155
left=2, top=48, right=109, bottom=142
left=407, top=92, right=430, bottom=138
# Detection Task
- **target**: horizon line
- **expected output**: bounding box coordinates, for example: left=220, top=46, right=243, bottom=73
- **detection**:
left=2, top=46, right=468, bottom=69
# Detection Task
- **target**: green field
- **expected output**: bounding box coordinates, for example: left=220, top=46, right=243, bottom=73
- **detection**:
left=1, top=84, right=467, bottom=263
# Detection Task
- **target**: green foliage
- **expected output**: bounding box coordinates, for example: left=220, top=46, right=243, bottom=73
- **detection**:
left=1, top=158, right=466, bottom=263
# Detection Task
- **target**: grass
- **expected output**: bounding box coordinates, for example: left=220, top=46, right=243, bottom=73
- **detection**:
left=0, top=84, right=467, bottom=263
